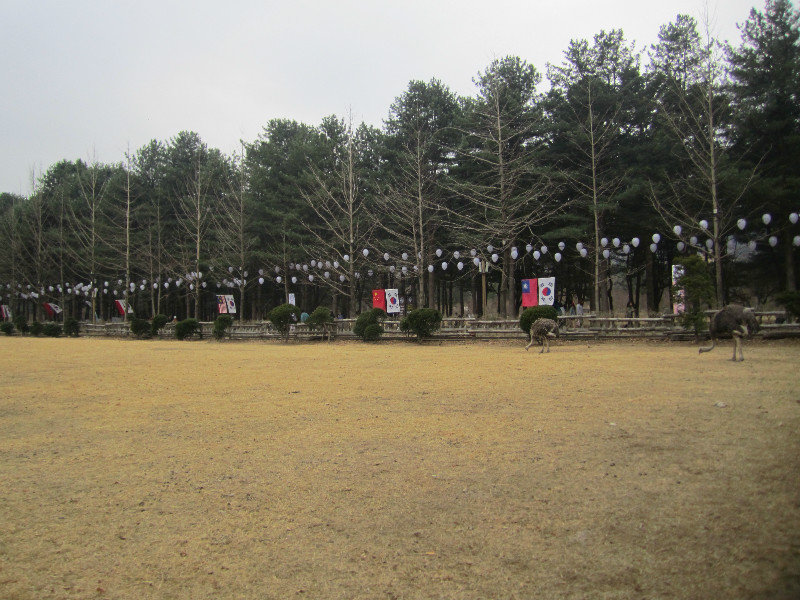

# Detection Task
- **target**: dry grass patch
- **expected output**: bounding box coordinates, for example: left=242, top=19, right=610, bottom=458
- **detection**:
left=1, top=336, right=799, bottom=599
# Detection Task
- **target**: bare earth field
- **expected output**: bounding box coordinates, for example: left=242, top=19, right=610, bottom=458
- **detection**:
left=0, top=336, right=799, bottom=599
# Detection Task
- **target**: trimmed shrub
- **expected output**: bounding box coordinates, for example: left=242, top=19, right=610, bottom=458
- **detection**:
left=151, top=314, right=169, bottom=337
left=30, top=321, right=43, bottom=336
left=268, top=303, right=301, bottom=340
left=174, top=318, right=201, bottom=340
left=63, top=317, right=80, bottom=337
left=0, top=322, right=14, bottom=336
left=400, top=308, right=442, bottom=339
left=306, top=306, right=334, bottom=331
left=213, top=314, right=234, bottom=340
left=13, top=315, right=28, bottom=334
left=353, top=308, right=386, bottom=341
left=362, top=323, right=383, bottom=342
left=673, top=255, right=715, bottom=334
left=519, top=306, right=559, bottom=334
left=43, top=323, right=62, bottom=337
left=129, top=317, right=151, bottom=339
left=776, top=291, right=800, bottom=323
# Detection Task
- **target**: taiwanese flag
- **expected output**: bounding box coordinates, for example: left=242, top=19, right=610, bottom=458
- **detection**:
left=372, top=289, right=386, bottom=310
left=521, top=278, right=538, bottom=307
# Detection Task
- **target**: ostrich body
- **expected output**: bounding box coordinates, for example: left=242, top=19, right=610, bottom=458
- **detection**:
left=525, top=318, right=559, bottom=353
left=699, top=304, right=759, bottom=361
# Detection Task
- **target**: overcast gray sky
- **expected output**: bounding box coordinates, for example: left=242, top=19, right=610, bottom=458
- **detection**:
left=1, top=0, right=759, bottom=195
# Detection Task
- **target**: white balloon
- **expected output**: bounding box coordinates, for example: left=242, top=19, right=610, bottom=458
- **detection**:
left=164, top=282, right=169, bottom=288
left=333, top=261, right=339, bottom=268
left=311, top=260, right=317, bottom=267
left=677, top=241, right=686, bottom=251
left=699, top=219, right=709, bottom=230
left=388, top=266, right=394, bottom=273
left=706, top=239, right=714, bottom=249
left=793, top=235, right=800, bottom=247
left=491, top=253, right=499, bottom=263
left=436, top=248, right=442, bottom=257
left=457, top=261, right=464, bottom=270
left=612, top=237, right=621, bottom=247
left=401, top=266, right=407, bottom=274
left=748, top=240, right=757, bottom=251
left=441, top=262, right=448, bottom=270
left=401, top=252, right=408, bottom=260
left=427, top=264, right=434, bottom=272
left=228, top=266, right=234, bottom=273
left=276, top=276, right=282, bottom=283
left=343, top=254, right=350, bottom=262
left=762, top=213, right=772, bottom=225
left=526, top=244, right=533, bottom=253
left=600, top=237, right=608, bottom=247
left=649, top=243, right=658, bottom=253
left=540, top=245, right=548, bottom=254
left=790, top=212, right=799, bottom=225
left=580, top=248, right=588, bottom=257
left=510, top=248, right=518, bottom=260
left=769, top=235, right=778, bottom=247
left=652, top=233, right=661, bottom=244
left=362, top=248, right=369, bottom=257
left=690, top=236, right=698, bottom=245
left=291, top=276, right=297, bottom=284
left=339, top=275, right=346, bottom=282
left=533, top=251, right=541, bottom=260
left=558, top=241, right=566, bottom=251
left=202, top=282, right=207, bottom=288
left=308, top=275, right=314, bottom=281
left=473, top=257, right=481, bottom=266
left=383, top=252, right=390, bottom=261
left=673, top=225, right=682, bottom=236
left=576, top=242, right=583, bottom=251
left=453, top=251, right=460, bottom=259
left=470, top=249, right=477, bottom=257
left=554, top=252, right=562, bottom=262
left=487, top=245, right=494, bottom=252
left=367, top=270, right=373, bottom=276
left=622, top=245, right=630, bottom=254
left=258, top=277, right=264, bottom=284
left=603, top=249, right=611, bottom=258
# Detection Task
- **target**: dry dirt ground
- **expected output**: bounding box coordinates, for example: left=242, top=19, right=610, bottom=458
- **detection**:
left=0, top=336, right=799, bottom=599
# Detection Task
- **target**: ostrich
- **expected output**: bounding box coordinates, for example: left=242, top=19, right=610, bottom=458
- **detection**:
left=699, top=304, right=760, bottom=361
left=525, top=318, right=559, bottom=353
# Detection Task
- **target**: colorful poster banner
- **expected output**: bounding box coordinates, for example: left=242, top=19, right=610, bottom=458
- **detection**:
left=217, top=295, right=228, bottom=314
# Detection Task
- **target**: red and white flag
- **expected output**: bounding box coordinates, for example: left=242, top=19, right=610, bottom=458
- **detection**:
left=114, top=299, right=133, bottom=315
left=0, top=305, right=11, bottom=319
left=225, top=295, right=237, bottom=314
left=521, top=279, right=538, bottom=307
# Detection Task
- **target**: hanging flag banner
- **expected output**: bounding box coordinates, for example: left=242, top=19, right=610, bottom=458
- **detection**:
left=385, top=289, right=400, bottom=314
left=0, top=305, right=11, bottom=320
left=217, top=295, right=228, bottom=314
left=672, top=265, right=685, bottom=314
left=538, top=277, right=555, bottom=306
left=521, top=278, right=538, bottom=307
left=114, top=299, right=133, bottom=315
left=42, top=302, right=62, bottom=317
left=372, top=289, right=386, bottom=311
left=288, top=293, right=296, bottom=306
left=225, top=295, right=237, bottom=314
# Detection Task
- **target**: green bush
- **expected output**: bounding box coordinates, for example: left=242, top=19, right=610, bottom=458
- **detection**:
left=13, top=315, right=28, bottom=334
left=129, top=317, right=151, bottom=339
left=776, top=291, right=800, bottom=323
left=306, top=306, right=334, bottom=331
left=213, top=314, right=234, bottom=340
left=353, top=308, right=386, bottom=341
left=151, top=314, right=169, bottom=336
left=43, top=323, right=62, bottom=337
left=268, top=303, right=301, bottom=340
left=174, top=318, right=201, bottom=340
left=63, top=317, right=80, bottom=337
left=673, top=255, right=715, bottom=334
left=0, top=322, right=14, bottom=336
left=519, top=306, right=559, bottom=333
left=29, top=321, right=43, bottom=336
left=362, top=323, right=383, bottom=342
left=400, top=308, right=442, bottom=339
